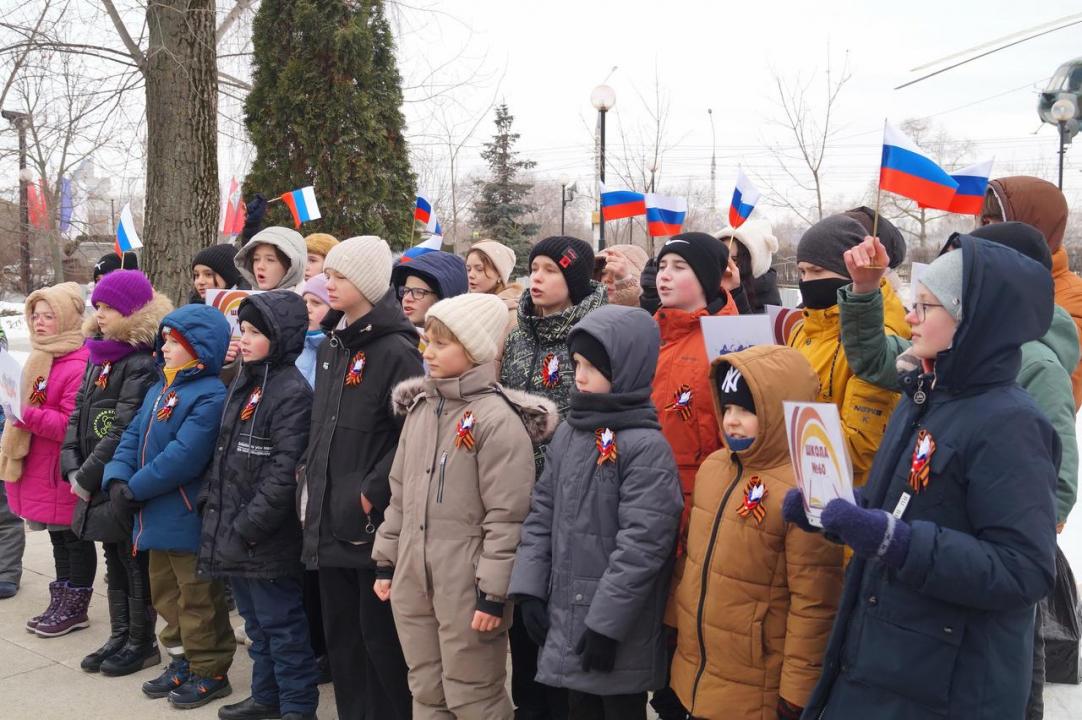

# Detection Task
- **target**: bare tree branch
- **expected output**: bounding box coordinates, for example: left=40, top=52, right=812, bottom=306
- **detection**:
left=101, top=0, right=146, bottom=73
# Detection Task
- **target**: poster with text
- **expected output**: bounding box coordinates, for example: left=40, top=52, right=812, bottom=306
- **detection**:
left=0, top=350, right=24, bottom=421
left=699, top=315, right=775, bottom=360
left=206, top=289, right=263, bottom=339
left=783, top=401, right=856, bottom=527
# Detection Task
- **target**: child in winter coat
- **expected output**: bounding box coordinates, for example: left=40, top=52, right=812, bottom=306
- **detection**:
left=198, top=291, right=319, bottom=720
left=714, top=219, right=782, bottom=313
left=372, top=292, right=556, bottom=719
left=299, top=235, right=424, bottom=720
left=234, top=226, right=307, bottom=292
left=61, top=270, right=172, bottom=674
left=669, top=345, right=843, bottom=719
left=102, top=303, right=235, bottom=709
left=787, top=214, right=910, bottom=488
left=499, top=234, right=607, bottom=719
left=190, top=244, right=246, bottom=304
left=510, top=304, right=683, bottom=720
left=0, top=283, right=91, bottom=636
left=297, top=274, right=331, bottom=388
left=466, top=240, right=522, bottom=369
left=392, top=249, right=469, bottom=330
left=304, top=232, right=338, bottom=281
left=788, top=235, right=1061, bottom=720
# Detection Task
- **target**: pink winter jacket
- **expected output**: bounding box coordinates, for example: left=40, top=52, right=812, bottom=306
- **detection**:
left=7, top=346, right=90, bottom=526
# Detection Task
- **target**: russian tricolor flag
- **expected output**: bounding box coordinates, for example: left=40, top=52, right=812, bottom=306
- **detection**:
left=945, top=160, right=994, bottom=215
left=415, top=193, right=442, bottom=235
left=281, top=186, right=321, bottom=228
left=114, top=203, right=142, bottom=256
left=600, top=183, right=647, bottom=222
left=645, top=193, right=688, bottom=237
left=728, top=169, right=760, bottom=229
left=401, top=234, right=443, bottom=262
left=880, top=122, right=958, bottom=212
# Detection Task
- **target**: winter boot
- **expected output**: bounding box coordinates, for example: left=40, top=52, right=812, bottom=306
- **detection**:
left=100, top=596, right=161, bottom=676
left=81, top=583, right=129, bottom=672
left=25, top=580, right=66, bottom=633
left=168, top=673, right=232, bottom=709
left=35, top=584, right=92, bottom=637
left=143, top=655, right=190, bottom=699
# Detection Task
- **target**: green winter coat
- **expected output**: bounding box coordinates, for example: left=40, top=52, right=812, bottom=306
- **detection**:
left=838, top=285, right=1080, bottom=525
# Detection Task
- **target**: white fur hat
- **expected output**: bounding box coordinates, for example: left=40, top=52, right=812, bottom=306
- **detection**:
left=715, top=218, right=778, bottom=279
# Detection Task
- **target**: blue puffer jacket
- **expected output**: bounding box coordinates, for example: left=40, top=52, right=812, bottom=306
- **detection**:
left=103, top=304, right=230, bottom=554
left=804, top=235, right=1060, bottom=720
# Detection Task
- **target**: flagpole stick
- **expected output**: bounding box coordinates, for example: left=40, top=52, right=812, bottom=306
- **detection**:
left=872, top=185, right=882, bottom=240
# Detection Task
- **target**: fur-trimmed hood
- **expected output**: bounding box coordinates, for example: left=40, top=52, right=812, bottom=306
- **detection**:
left=82, top=292, right=174, bottom=346
left=392, top=370, right=558, bottom=445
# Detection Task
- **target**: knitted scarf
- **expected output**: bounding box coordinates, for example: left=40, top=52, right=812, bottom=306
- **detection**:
left=0, top=283, right=87, bottom=483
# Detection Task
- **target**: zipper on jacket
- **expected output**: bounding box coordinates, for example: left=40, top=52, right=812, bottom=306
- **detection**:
left=436, top=451, right=448, bottom=503
left=139, top=386, right=169, bottom=468
left=132, top=509, right=144, bottom=556
left=689, top=455, right=744, bottom=715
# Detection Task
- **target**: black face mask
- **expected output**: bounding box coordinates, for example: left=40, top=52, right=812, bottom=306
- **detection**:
left=799, top=277, right=849, bottom=310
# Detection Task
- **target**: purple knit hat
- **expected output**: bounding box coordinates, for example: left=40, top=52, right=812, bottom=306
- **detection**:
left=91, top=269, right=154, bottom=317
left=300, top=274, right=331, bottom=306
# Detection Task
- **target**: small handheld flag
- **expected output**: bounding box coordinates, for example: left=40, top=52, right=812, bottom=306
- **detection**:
left=644, top=193, right=688, bottom=237
left=414, top=193, right=443, bottom=235
left=879, top=122, right=958, bottom=212
left=115, top=203, right=142, bottom=256
left=281, top=186, right=321, bottom=228
left=401, top=235, right=443, bottom=262
left=729, top=169, right=761, bottom=229
left=600, top=183, right=647, bottom=222
left=944, top=160, right=994, bottom=216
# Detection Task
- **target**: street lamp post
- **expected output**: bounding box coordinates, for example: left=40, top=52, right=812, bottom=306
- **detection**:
left=3, top=109, right=32, bottom=294
left=559, top=174, right=573, bottom=235
left=591, top=84, right=616, bottom=250
left=708, top=108, right=717, bottom=211
left=1051, top=97, right=1077, bottom=190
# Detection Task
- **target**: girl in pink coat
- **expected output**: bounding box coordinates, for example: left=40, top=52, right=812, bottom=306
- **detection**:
left=0, top=282, right=92, bottom=637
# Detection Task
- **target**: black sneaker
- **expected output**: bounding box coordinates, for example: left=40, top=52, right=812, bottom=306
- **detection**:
left=168, top=673, right=232, bottom=709
left=142, top=656, right=190, bottom=699
left=217, top=696, right=281, bottom=720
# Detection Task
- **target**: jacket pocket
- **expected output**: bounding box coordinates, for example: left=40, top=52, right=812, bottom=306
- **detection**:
left=750, top=619, right=764, bottom=669
left=569, top=577, right=600, bottom=648
left=296, top=464, right=308, bottom=526
left=329, top=470, right=376, bottom=544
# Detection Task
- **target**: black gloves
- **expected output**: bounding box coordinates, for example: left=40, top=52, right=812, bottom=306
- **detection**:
left=108, top=481, right=141, bottom=517
left=241, top=193, right=268, bottom=243
left=638, top=258, right=660, bottom=315
left=575, top=628, right=619, bottom=673
left=782, top=488, right=818, bottom=533
left=777, top=696, right=803, bottom=720
left=517, top=596, right=550, bottom=647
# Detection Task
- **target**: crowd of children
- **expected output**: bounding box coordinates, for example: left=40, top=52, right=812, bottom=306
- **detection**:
left=0, top=175, right=1076, bottom=720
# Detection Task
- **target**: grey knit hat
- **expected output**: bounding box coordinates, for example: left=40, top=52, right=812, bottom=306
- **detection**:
left=796, top=214, right=868, bottom=279
left=918, top=248, right=964, bottom=323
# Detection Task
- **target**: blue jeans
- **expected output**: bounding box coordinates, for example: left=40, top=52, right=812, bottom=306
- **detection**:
left=230, top=575, right=319, bottom=714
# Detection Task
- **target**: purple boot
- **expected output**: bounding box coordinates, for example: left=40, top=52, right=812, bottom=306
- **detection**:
left=35, top=584, right=92, bottom=638
left=26, top=580, right=67, bottom=633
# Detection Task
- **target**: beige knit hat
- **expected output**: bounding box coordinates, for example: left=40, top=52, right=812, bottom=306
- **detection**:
left=324, top=235, right=393, bottom=304
left=425, top=293, right=509, bottom=364
left=469, top=240, right=517, bottom=284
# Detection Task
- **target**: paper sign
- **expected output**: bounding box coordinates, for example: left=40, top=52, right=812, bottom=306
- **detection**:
left=783, top=401, right=856, bottom=527
left=205, top=289, right=262, bottom=339
left=699, top=315, right=775, bottom=360
left=765, top=305, right=803, bottom=345
left=0, top=350, right=24, bottom=421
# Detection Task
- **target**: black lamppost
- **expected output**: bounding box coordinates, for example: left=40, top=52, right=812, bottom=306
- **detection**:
left=3, top=109, right=31, bottom=294
left=1051, top=97, right=1078, bottom=190
left=591, top=84, right=616, bottom=250
left=560, top=175, right=577, bottom=235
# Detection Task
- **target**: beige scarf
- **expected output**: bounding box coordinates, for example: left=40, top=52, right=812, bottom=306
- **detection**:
left=0, top=283, right=87, bottom=483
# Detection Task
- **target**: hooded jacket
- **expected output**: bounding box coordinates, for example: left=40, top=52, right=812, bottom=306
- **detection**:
left=509, top=305, right=684, bottom=695
left=391, top=250, right=469, bottom=300
left=103, top=304, right=231, bottom=553
left=372, top=363, right=556, bottom=601
left=786, top=281, right=910, bottom=488
left=988, top=176, right=1082, bottom=409
left=197, top=291, right=312, bottom=579
left=234, top=226, right=307, bottom=291
left=651, top=295, right=740, bottom=545
left=62, top=292, right=173, bottom=542
left=669, top=346, right=843, bottom=719
left=299, top=289, right=424, bottom=570
left=839, top=286, right=1080, bottom=526
left=806, top=236, right=1060, bottom=720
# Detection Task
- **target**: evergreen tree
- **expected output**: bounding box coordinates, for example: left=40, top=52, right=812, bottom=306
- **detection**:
left=472, top=104, right=538, bottom=273
left=243, top=0, right=414, bottom=246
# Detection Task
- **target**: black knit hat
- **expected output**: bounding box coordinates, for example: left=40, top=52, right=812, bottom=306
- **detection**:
left=844, top=206, right=907, bottom=268
left=568, top=331, right=612, bottom=381
left=192, top=244, right=243, bottom=289
left=656, top=232, right=727, bottom=303
left=529, top=236, right=595, bottom=304
left=715, top=362, right=755, bottom=414
left=237, top=298, right=273, bottom=338
left=93, top=251, right=138, bottom=282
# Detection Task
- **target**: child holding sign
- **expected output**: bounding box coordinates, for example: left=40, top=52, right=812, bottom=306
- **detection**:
left=669, top=345, right=842, bottom=720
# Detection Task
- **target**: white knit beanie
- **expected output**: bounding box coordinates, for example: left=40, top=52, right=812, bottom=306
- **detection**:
left=425, top=293, right=509, bottom=364
left=469, top=240, right=517, bottom=284
left=324, top=235, right=393, bottom=304
left=715, top=218, right=779, bottom=279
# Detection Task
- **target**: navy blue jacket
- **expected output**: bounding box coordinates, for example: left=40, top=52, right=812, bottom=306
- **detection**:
left=804, top=235, right=1060, bottom=720
left=391, top=250, right=468, bottom=299
left=104, top=304, right=230, bottom=554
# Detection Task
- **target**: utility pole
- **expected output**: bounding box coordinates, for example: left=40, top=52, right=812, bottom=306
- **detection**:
left=3, top=110, right=32, bottom=294
left=708, top=108, right=717, bottom=212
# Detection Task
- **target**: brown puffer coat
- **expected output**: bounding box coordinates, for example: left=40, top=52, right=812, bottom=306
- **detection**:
left=670, top=345, right=844, bottom=719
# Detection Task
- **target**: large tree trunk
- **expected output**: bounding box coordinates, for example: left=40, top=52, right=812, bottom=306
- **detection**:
left=143, top=1, right=218, bottom=306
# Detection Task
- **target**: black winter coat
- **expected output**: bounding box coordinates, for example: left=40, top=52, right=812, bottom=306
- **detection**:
left=60, top=294, right=172, bottom=542
left=300, top=288, right=425, bottom=570
left=197, top=291, right=312, bottom=580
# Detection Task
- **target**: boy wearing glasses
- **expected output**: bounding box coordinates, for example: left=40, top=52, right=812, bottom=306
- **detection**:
left=391, top=251, right=469, bottom=341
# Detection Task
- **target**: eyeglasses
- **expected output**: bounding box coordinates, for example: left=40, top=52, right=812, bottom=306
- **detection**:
left=397, top=286, right=437, bottom=301
left=912, top=301, right=944, bottom=322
